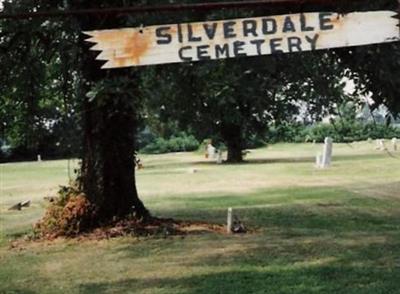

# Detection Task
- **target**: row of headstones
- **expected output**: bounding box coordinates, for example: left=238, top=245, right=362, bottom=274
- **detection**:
left=375, top=138, right=397, bottom=151
left=316, top=137, right=398, bottom=169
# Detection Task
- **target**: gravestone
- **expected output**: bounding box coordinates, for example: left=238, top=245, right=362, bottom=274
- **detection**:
left=8, top=202, right=22, bottom=211
left=21, top=200, right=31, bottom=208
left=321, top=137, right=333, bottom=168
left=227, top=208, right=233, bottom=234
left=37, top=155, right=42, bottom=162
left=392, top=138, right=398, bottom=151
left=315, top=153, right=323, bottom=168
left=316, top=138, right=333, bottom=169
left=207, top=144, right=217, bottom=159
left=216, top=150, right=223, bottom=164
left=376, top=139, right=386, bottom=151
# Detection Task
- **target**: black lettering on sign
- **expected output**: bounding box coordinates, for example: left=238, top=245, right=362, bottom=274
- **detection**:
left=300, top=14, right=314, bottom=32
left=197, top=45, right=211, bottom=60
left=177, top=24, right=183, bottom=43
left=233, top=41, right=246, bottom=57
left=203, top=23, right=218, bottom=40
left=262, top=18, right=277, bottom=35
left=243, top=20, right=258, bottom=37
left=270, top=38, right=283, bottom=54
left=156, top=27, right=172, bottom=44
left=282, top=16, right=296, bottom=33
left=188, top=24, right=202, bottom=42
left=305, top=34, right=320, bottom=50
left=250, top=39, right=265, bottom=55
left=224, top=21, right=237, bottom=38
left=215, top=44, right=230, bottom=58
left=179, top=46, right=192, bottom=61
left=319, top=12, right=334, bottom=30
left=288, top=37, right=302, bottom=52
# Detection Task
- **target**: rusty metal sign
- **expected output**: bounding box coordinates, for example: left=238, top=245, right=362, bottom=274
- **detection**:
left=85, top=10, right=400, bottom=69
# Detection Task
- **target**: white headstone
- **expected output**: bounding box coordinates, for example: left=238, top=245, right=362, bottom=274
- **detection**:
left=227, top=207, right=233, bottom=234
left=376, top=139, right=385, bottom=151
left=207, top=144, right=217, bottom=159
left=392, top=138, right=398, bottom=151
left=216, top=150, right=223, bottom=164
left=315, top=153, right=323, bottom=168
left=321, top=137, right=333, bottom=168
left=37, top=155, right=42, bottom=162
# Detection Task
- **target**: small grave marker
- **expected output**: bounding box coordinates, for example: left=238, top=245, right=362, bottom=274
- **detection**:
left=216, top=150, right=223, bottom=164
left=392, top=138, right=398, bottom=151
left=376, top=139, right=386, bottom=151
left=21, top=200, right=31, bottom=208
left=227, top=207, right=233, bottom=234
left=315, top=153, right=323, bottom=168
left=8, top=202, right=22, bottom=211
left=316, top=137, right=333, bottom=169
left=322, top=137, right=333, bottom=168
left=207, top=144, right=217, bottom=159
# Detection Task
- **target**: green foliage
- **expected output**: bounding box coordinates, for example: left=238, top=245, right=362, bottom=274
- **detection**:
left=141, top=132, right=200, bottom=154
left=319, top=123, right=400, bottom=143
left=267, top=102, right=400, bottom=143
left=0, top=1, right=81, bottom=161
left=267, top=122, right=400, bottom=144
left=266, top=123, right=308, bottom=144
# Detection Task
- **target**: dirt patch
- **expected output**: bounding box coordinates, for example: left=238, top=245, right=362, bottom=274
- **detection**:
left=78, top=218, right=228, bottom=241
left=9, top=218, right=228, bottom=250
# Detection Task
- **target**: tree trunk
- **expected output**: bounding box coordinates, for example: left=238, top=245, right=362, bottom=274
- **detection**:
left=222, top=124, right=244, bottom=163
left=227, top=143, right=243, bottom=163
left=77, top=15, right=149, bottom=223
left=80, top=92, right=149, bottom=222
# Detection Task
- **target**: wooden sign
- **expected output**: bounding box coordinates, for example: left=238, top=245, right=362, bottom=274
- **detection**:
left=85, top=11, right=400, bottom=69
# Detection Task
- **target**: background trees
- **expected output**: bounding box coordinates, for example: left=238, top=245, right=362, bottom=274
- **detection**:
left=0, top=0, right=80, bottom=161
left=141, top=50, right=350, bottom=162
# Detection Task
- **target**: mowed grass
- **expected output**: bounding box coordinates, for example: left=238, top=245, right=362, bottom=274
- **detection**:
left=1, top=141, right=400, bottom=293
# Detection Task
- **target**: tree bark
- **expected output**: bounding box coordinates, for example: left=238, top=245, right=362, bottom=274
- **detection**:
left=80, top=90, right=149, bottom=222
left=221, top=124, right=244, bottom=163
left=77, top=14, right=149, bottom=223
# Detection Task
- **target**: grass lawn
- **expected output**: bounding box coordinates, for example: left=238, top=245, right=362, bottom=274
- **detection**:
left=1, top=141, right=400, bottom=293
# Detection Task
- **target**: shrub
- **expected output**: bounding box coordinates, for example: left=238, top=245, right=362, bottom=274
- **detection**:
left=35, top=185, right=96, bottom=239
left=140, top=132, right=200, bottom=154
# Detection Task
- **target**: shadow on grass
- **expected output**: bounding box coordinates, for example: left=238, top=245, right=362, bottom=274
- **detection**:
left=0, top=289, right=39, bottom=294
left=147, top=185, right=400, bottom=235
left=80, top=188, right=400, bottom=293
left=2, top=184, right=400, bottom=294
left=78, top=263, right=400, bottom=294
